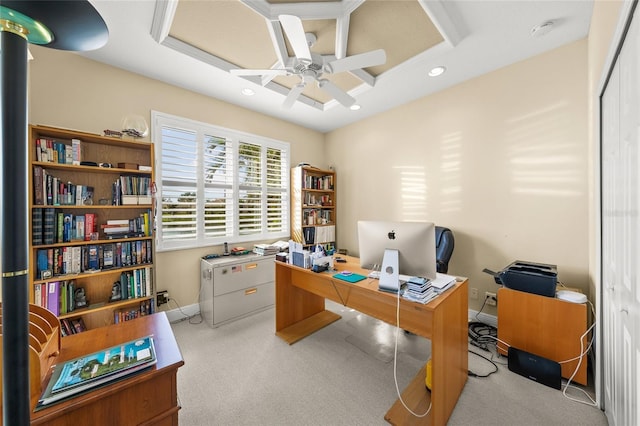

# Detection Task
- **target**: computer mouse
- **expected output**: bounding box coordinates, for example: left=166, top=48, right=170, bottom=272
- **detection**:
left=340, top=271, right=352, bottom=276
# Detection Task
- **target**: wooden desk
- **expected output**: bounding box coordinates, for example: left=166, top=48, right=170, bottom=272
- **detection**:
left=497, top=288, right=588, bottom=385
left=30, top=312, right=184, bottom=426
left=275, top=256, right=468, bottom=426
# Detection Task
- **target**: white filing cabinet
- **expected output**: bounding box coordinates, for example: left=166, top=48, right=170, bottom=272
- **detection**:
left=200, top=254, right=275, bottom=327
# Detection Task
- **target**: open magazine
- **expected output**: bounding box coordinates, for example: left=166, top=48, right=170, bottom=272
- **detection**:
left=37, top=335, right=156, bottom=408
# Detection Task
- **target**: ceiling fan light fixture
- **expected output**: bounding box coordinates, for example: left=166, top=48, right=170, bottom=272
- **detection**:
left=428, top=66, right=446, bottom=77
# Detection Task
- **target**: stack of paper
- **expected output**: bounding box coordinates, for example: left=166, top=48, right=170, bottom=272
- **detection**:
left=431, top=273, right=457, bottom=294
left=253, top=244, right=280, bottom=256
left=253, top=240, right=289, bottom=255
left=402, top=276, right=438, bottom=304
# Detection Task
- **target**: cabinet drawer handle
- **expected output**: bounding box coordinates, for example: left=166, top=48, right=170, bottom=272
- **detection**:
left=245, top=288, right=257, bottom=296
left=246, top=263, right=257, bottom=270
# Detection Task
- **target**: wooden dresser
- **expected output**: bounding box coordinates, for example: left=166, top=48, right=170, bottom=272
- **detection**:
left=28, top=312, right=183, bottom=425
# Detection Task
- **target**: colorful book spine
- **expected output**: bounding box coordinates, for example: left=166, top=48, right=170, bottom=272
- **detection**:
left=46, top=281, right=59, bottom=316
left=84, top=213, right=95, bottom=240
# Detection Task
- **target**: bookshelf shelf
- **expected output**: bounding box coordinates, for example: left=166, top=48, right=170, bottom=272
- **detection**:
left=28, top=124, right=156, bottom=335
left=291, top=165, right=336, bottom=250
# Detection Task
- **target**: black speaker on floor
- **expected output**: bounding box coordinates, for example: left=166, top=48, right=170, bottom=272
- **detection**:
left=507, top=347, right=562, bottom=390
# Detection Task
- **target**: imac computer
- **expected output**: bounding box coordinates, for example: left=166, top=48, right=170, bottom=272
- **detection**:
left=357, top=221, right=437, bottom=292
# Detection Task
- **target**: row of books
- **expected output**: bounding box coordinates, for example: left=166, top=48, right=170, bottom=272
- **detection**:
left=303, top=209, right=332, bottom=226
left=33, top=209, right=96, bottom=245
left=111, top=179, right=152, bottom=206
left=59, top=317, right=87, bottom=337
left=118, top=175, right=152, bottom=196
left=113, top=300, right=155, bottom=324
left=99, top=216, right=152, bottom=239
left=304, top=193, right=333, bottom=207
left=35, top=137, right=82, bottom=165
left=117, top=268, right=154, bottom=301
left=33, top=166, right=93, bottom=206
left=32, top=209, right=152, bottom=246
left=34, top=279, right=79, bottom=316
left=36, top=240, right=153, bottom=279
left=303, top=225, right=335, bottom=245
left=303, top=174, right=333, bottom=190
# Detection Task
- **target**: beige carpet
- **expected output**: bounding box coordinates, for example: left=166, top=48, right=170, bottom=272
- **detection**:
left=170, top=301, right=608, bottom=425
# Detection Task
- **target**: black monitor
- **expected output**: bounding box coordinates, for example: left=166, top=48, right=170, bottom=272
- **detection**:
left=357, top=220, right=437, bottom=280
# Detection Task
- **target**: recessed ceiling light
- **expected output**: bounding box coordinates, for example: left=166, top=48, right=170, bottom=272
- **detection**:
left=241, top=88, right=255, bottom=96
left=531, top=21, right=555, bottom=38
left=350, top=104, right=361, bottom=111
left=428, top=66, right=446, bottom=77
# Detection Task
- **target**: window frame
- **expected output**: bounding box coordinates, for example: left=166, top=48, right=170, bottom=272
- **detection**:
left=151, top=111, right=290, bottom=252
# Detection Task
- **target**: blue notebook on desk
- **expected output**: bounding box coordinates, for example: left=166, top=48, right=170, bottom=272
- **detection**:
left=333, top=272, right=366, bottom=283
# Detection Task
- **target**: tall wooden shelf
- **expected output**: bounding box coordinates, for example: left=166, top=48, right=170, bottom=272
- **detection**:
left=290, top=165, right=336, bottom=250
left=28, top=125, right=156, bottom=335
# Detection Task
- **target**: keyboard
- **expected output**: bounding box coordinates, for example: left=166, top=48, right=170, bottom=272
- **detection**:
left=368, top=270, right=410, bottom=283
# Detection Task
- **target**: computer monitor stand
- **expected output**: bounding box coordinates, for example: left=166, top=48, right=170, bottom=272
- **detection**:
left=379, top=249, right=400, bottom=293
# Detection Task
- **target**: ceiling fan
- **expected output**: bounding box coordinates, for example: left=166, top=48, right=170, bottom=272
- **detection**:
left=230, top=15, right=386, bottom=109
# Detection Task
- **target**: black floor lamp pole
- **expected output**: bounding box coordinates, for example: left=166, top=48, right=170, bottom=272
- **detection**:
left=0, top=2, right=107, bottom=422
left=1, top=29, right=31, bottom=425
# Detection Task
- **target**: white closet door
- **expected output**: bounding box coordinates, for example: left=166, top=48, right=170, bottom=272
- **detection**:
left=601, top=4, right=639, bottom=425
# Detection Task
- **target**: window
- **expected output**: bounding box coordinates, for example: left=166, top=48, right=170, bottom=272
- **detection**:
left=151, top=111, right=290, bottom=251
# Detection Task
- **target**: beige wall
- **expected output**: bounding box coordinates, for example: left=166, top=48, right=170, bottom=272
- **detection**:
left=325, top=40, right=589, bottom=314
left=25, top=4, right=624, bottom=315
left=27, top=46, right=325, bottom=312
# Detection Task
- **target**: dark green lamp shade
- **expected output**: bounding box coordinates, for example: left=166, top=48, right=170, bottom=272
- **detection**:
left=1, top=1, right=108, bottom=51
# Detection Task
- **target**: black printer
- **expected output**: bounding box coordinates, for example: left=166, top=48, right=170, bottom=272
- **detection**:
left=484, top=260, right=557, bottom=297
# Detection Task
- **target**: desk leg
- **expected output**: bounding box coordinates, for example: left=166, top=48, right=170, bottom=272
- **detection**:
left=384, top=281, right=468, bottom=425
left=274, top=264, right=341, bottom=344
left=430, top=280, right=468, bottom=425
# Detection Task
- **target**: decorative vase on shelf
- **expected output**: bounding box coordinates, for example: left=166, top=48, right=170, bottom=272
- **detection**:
left=121, top=115, right=149, bottom=139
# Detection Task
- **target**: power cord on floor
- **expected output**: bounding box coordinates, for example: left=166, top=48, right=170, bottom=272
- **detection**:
left=393, top=289, right=431, bottom=418
left=166, top=297, right=203, bottom=324
left=559, top=321, right=597, bottom=407
left=468, top=321, right=497, bottom=351
left=468, top=349, right=499, bottom=378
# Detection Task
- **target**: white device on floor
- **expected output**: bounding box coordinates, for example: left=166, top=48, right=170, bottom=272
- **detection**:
left=556, top=290, right=587, bottom=304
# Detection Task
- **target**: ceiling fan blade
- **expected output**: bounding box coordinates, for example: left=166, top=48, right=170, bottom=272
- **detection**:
left=317, top=79, right=355, bottom=108
left=326, top=49, right=387, bottom=74
left=283, top=83, right=306, bottom=109
left=278, top=14, right=312, bottom=64
left=230, top=68, right=289, bottom=77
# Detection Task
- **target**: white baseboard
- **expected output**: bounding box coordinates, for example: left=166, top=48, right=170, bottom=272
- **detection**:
left=162, top=302, right=200, bottom=323
left=468, top=309, right=497, bottom=328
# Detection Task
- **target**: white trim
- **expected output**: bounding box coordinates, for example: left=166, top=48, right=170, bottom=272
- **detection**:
left=595, top=0, right=637, bottom=412
left=164, top=303, right=200, bottom=323
left=468, top=309, right=497, bottom=328
left=151, top=111, right=290, bottom=252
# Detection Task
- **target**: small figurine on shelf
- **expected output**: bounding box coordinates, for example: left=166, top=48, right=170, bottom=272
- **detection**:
left=75, top=287, right=88, bottom=308
left=109, top=281, right=122, bottom=302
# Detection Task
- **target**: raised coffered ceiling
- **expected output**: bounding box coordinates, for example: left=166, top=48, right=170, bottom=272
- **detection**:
left=80, top=0, right=594, bottom=132
left=164, top=0, right=447, bottom=108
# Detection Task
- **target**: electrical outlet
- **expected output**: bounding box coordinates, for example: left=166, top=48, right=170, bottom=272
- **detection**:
left=470, top=288, right=479, bottom=300
left=485, top=291, right=497, bottom=306
left=157, top=290, right=169, bottom=306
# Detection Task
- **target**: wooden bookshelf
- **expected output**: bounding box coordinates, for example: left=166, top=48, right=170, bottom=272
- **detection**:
left=290, top=165, right=336, bottom=250
left=28, top=125, right=156, bottom=335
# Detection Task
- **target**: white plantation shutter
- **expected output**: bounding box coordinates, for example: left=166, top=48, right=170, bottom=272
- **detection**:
left=152, top=111, right=290, bottom=251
